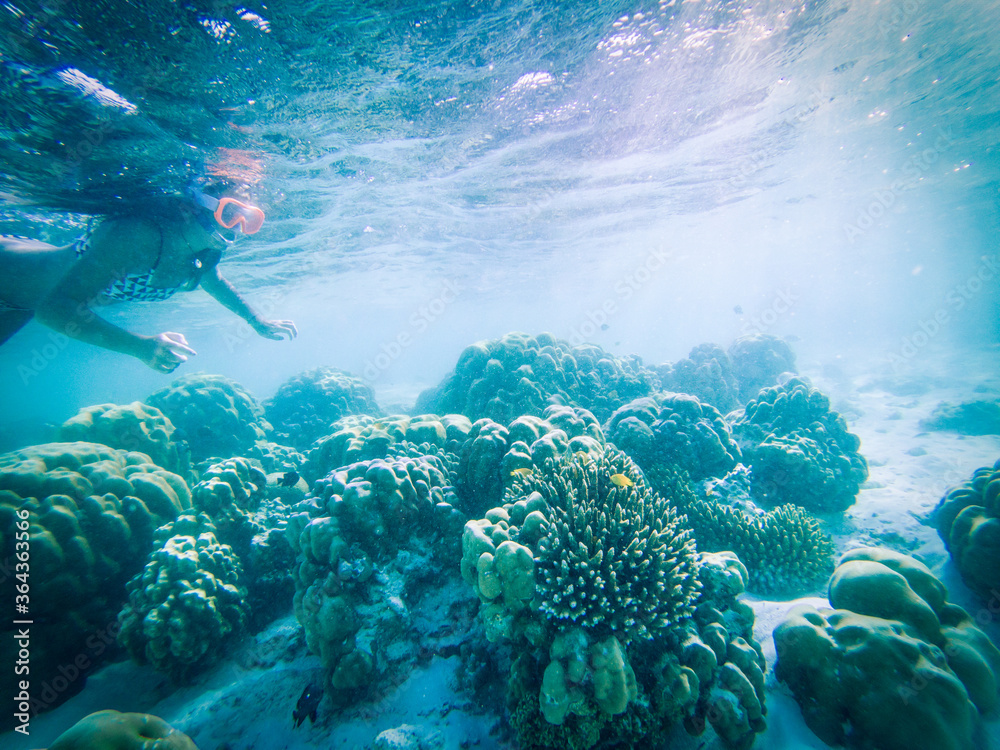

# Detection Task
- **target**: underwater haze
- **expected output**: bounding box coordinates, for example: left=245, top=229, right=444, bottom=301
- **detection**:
left=3, top=1, right=1000, bottom=749
left=0, top=0, right=996, bottom=425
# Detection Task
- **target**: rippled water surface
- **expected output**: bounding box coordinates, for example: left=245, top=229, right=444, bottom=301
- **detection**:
left=1, top=0, right=998, bottom=421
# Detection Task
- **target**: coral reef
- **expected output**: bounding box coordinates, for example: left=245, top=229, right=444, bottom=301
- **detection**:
left=189, top=456, right=294, bottom=627
left=118, top=512, right=248, bottom=679
left=0, top=442, right=191, bottom=717
left=654, top=343, right=741, bottom=413
left=146, top=373, right=271, bottom=462
left=289, top=453, right=466, bottom=699
left=774, top=547, right=1000, bottom=750
left=727, top=333, right=796, bottom=402
left=415, top=332, right=657, bottom=424
left=47, top=710, right=198, bottom=750
left=264, top=366, right=382, bottom=450
left=461, top=449, right=766, bottom=749
left=729, top=376, right=868, bottom=512
left=59, top=401, right=185, bottom=473
left=920, top=400, right=1000, bottom=436
left=304, top=413, right=471, bottom=483
left=456, top=405, right=605, bottom=515
left=934, top=457, right=1000, bottom=600
left=604, top=392, right=741, bottom=482
left=650, top=465, right=835, bottom=594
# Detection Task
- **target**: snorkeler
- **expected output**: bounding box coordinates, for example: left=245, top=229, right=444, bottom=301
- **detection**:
left=0, top=189, right=296, bottom=373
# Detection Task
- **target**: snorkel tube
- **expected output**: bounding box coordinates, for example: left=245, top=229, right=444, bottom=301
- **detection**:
left=187, top=186, right=265, bottom=235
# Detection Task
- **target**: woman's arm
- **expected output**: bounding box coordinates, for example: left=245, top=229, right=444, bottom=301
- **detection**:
left=33, top=218, right=197, bottom=371
left=199, top=265, right=297, bottom=340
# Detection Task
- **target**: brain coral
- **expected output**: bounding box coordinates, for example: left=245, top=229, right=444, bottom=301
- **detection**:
left=118, top=512, right=248, bottom=679
left=726, top=333, right=796, bottom=402
left=934, top=457, right=1000, bottom=600
left=415, top=331, right=657, bottom=424
left=59, top=401, right=184, bottom=473
left=729, top=377, right=868, bottom=512
left=774, top=547, right=1000, bottom=750
left=604, top=392, right=741, bottom=482
left=0, top=442, right=190, bottom=716
left=146, top=373, right=271, bottom=462
left=264, top=366, right=382, bottom=450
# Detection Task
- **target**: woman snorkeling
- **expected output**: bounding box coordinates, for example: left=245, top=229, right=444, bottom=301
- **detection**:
left=0, top=189, right=297, bottom=373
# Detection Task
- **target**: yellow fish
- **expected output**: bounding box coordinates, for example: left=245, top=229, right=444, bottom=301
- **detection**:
left=510, top=467, right=534, bottom=477
left=610, top=473, right=634, bottom=488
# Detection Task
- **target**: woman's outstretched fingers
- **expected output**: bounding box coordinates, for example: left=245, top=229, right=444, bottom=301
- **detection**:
left=147, top=331, right=197, bottom=373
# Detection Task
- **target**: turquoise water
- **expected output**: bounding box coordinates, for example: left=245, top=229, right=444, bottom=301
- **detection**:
left=1, top=0, right=998, bottom=430
left=1, top=2, right=1000, bottom=748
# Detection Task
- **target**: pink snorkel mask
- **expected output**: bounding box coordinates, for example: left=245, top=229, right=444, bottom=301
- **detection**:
left=188, top=187, right=265, bottom=235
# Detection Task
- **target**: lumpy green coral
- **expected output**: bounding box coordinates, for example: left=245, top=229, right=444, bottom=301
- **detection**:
left=146, top=373, right=272, bottom=462
left=461, top=448, right=767, bottom=749
left=774, top=547, right=1000, bottom=750
left=47, top=710, right=198, bottom=750
left=456, top=405, right=605, bottom=514
left=264, top=366, right=382, bottom=450
left=304, top=413, right=471, bottom=482
left=416, top=331, right=657, bottom=424
left=118, top=512, right=248, bottom=679
left=730, top=376, right=868, bottom=512
left=654, top=343, right=741, bottom=413
left=934, top=457, right=1000, bottom=600
left=290, top=453, right=463, bottom=698
left=189, top=456, right=294, bottom=626
left=59, top=401, right=184, bottom=473
left=0, top=442, right=191, bottom=713
left=604, top=392, right=741, bottom=482
left=726, top=333, right=796, bottom=402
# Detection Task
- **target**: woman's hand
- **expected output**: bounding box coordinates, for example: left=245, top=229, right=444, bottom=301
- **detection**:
left=143, top=331, right=197, bottom=373
left=253, top=319, right=298, bottom=340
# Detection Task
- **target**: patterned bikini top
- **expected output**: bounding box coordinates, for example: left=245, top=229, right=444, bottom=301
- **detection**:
left=73, top=224, right=187, bottom=302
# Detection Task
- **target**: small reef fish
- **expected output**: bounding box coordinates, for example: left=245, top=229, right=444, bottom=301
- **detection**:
left=279, top=470, right=300, bottom=487
left=293, top=682, right=323, bottom=728
left=733, top=304, right=743, bottom=314
left=610, top=473, right=634, bottom=488
left=510, top=467, right=533, bottom=477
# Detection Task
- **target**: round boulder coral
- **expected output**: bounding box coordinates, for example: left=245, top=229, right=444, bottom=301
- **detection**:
left=605, top=392, right=741, bottom=482
left=726, top=333, right=796, bottom=402
left=59, top=401, right=184, bottom=473
left=118, top=512, right=248, bottom=679
left=934, top=458, right=1000, bottom=600
left=730, top=377, right=867, bottom=512
left=264, top=367, right=382, bottom=450
left=416, top=331, right=657, bottom=424
left=654, top=343, right=741, bottom=413
left=146, top=373, right=271, bottom=462
left=47, top=710, right=198, bottom=750
left=774, top=547, right=1000, bottom=750
left=0, top=442, right=191, bottom=714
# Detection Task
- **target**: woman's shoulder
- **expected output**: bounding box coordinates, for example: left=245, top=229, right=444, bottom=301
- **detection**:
left=86, top=215, right=163, bottom=263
